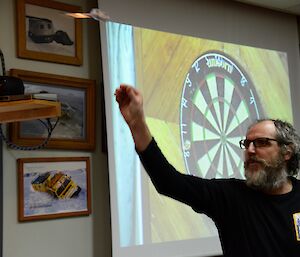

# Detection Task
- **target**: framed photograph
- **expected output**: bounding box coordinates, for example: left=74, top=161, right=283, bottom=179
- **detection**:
left=9, top=69, right=96, bottom=150
left=18, top=157, right=91, bottom=221
left=17, top=0, right=83, bottom=65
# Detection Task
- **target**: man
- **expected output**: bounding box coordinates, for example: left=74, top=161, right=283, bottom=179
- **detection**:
left=115, top=84, right=300, bottom=257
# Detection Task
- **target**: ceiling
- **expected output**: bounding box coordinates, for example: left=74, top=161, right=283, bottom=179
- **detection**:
left=234, top=0, right=300, bottom=15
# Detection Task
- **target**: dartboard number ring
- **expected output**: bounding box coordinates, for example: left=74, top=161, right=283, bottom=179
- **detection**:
left=180, top=52, right=263, bottom=179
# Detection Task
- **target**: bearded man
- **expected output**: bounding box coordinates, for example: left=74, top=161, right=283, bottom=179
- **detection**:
left=242, top=119, right=298, bottom=194
left=115, top=84, right=300, bottom=257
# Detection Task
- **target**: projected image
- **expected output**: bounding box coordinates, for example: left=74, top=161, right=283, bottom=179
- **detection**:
left=103, top=21, right=292, bottom=257
left=180, top=52, right=263, bottom=179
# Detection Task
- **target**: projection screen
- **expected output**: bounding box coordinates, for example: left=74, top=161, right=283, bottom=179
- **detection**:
left=101, top=20, right=293, bottom=257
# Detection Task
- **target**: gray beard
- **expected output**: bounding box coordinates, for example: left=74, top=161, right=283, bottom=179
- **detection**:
left=244, top=156, right=288, bottom=192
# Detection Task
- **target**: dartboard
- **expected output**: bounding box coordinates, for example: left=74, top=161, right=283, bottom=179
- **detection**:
left=180, top=52, right=263, bottom=179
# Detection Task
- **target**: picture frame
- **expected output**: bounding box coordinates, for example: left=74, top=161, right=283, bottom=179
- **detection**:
left=18, top=156, right=91, bottom=221
left=17, top=0, right=83, bottom=65
left=9, top=69, right=96, bottom=150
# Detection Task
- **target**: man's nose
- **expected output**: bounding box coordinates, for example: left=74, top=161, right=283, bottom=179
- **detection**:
left=247, top=142, right=256, bottom=153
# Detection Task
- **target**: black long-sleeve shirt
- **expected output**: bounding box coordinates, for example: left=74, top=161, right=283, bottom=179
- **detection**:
left=138, top=138, right=300, bottom=257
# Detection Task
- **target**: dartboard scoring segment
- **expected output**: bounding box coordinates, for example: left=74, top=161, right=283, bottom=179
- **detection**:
left=180, top=52, right=263, bottom=179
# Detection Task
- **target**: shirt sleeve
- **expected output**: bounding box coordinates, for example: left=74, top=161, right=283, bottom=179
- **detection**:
left=137, top=138, right=240, bottom=220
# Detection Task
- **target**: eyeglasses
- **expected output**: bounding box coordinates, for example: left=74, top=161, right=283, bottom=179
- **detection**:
left=239, top=137, right=280, bottom=149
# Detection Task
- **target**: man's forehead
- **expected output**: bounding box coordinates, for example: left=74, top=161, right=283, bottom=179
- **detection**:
left=246, top=120, right=276, bottom=137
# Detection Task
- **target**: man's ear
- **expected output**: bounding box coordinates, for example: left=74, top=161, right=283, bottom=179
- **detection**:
left=283, top=145, right=293, bottom=161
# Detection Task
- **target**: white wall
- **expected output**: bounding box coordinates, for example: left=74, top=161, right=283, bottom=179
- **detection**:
left=0, top=1, right=111, bottom=257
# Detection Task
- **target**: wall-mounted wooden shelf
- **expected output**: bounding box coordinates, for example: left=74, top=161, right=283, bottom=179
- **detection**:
left=0, top=99, right=61, bottom=123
